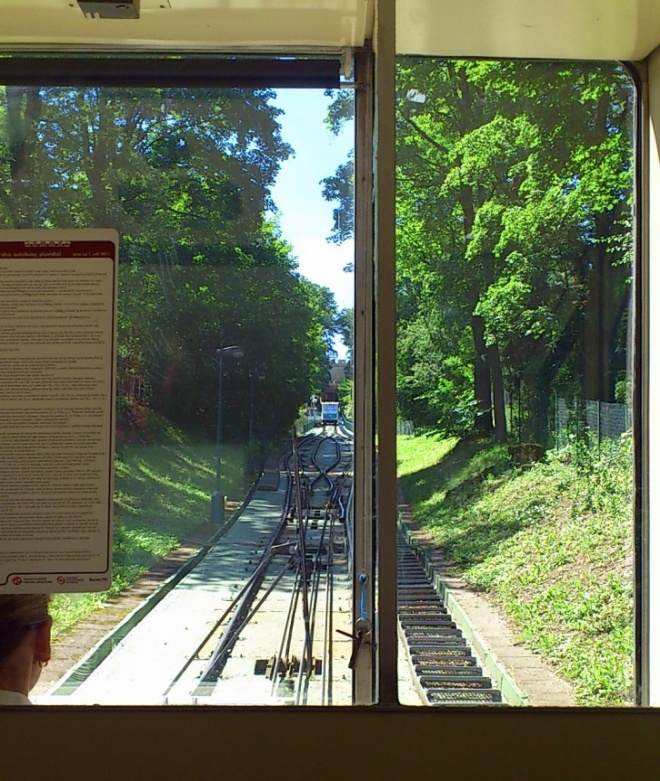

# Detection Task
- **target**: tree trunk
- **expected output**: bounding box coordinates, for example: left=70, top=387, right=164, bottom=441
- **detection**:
left=487, top=342, right=507, bottom=442
left=5, top=87, right=42, bottom=227
left=471, top=314, right=494, bottom=437
left=582, top=221, right=606, bottom=401
left=580, top=90, right=631, bottom=403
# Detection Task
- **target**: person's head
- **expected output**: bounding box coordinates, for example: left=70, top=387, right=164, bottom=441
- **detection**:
left=0, top=594, right=52, bottom=696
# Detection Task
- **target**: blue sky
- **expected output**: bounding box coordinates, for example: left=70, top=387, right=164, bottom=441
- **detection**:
left=269, top=89, right=354, bottom=318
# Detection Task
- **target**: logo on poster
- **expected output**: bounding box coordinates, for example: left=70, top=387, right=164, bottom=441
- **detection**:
left=12, top=576, right=22, bottom=586
left=57, top=576, right=66, bottom=585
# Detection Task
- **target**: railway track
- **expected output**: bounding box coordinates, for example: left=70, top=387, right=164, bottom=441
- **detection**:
left=167, top=429, right=354, bottom=704
left=397, top=531, right=503, bottom=705
left=43, top=428, right=504, bottom=706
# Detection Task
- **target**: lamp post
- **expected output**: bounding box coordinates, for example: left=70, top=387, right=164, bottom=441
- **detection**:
left=211, top=344, right=243, bottom=523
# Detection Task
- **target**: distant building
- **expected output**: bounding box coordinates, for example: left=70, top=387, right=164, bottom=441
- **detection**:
left=330, top=360, right=348, bottom=385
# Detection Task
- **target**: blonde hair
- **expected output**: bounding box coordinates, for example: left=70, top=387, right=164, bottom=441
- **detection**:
left=0, top=594, right=51, bottom=662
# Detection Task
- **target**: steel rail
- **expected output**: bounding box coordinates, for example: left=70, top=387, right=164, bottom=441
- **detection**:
left=291, top=430, right=314, bottom=685
left=321, top=509, right=336, bottom=705
left=269, top=565, right=302, bottom=695
left=166, top=431, right=353, bottom=701
left=294, top=500, right=334, bottom=704
left=199, top=478, right=295, bottom=683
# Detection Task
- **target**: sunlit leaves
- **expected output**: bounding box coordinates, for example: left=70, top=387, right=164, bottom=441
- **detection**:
left=390, top=59, right=634, bottom=436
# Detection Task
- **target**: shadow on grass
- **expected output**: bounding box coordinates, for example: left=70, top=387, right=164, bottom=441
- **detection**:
left=398, top=436, right=529, bottom=568
left=400, top=437, right=508, bottom=506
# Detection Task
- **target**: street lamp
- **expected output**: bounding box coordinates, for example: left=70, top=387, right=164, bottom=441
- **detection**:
left=210, top=344, right=243, bottom=523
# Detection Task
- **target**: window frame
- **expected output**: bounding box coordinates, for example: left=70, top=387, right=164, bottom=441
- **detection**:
left=4, top=0, right=660, bottom=775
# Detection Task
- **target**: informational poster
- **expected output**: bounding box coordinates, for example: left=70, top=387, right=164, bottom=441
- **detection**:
left=0, top=230, right=118, bottom=592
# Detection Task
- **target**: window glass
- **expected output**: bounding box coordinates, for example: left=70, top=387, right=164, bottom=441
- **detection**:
left=0, top=80, right=355, bottom=705
left=395, top=59, right=636, bottom=707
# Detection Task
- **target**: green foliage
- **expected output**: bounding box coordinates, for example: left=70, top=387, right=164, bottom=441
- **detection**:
left=321, top=156, right=354, bottom=245
left=0, top=85, right=342, bottom=445
left=335, top=308, right=354, bottom=363
left=615, top=376, right=631, bottom=404
left=338, top=377, right=353, bottom=420
left=323, top=60, right=634, bottom=438
left=321, top=89, right=354, bottom=244
left=0, top=86, right=292, bottom=236
left=397, top=431, right=634, bottom=705
left=118, top=255, right=337, bottom=442
left=397, top=309, right=475, bottom=434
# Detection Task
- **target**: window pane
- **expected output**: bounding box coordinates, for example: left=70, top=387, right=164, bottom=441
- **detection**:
left=0, top=80, right=355, bottom=705
left=395, top=59, right=636, bottom=707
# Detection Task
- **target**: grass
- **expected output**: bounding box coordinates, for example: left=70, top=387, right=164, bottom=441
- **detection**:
left=397, top=431, right=635, bottom=706
left=50, top=412, right=249, bottom=638
left=49, top=413, right=634, bottom=705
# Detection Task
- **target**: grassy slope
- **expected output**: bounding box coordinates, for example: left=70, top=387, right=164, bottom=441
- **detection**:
left=50, top=415, right=246, bottom=638
left=397, top=432, right=634, bottom=706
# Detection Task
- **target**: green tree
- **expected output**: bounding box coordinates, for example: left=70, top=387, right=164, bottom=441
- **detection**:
left=324, top=61, right=634, bottom=442
left=0, top=85, right=340, bottom=444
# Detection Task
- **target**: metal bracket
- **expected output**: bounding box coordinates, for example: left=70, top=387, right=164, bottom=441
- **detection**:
left=78, top=1, right=140, bottom=20
left=340, top=48, right=353, bottom=80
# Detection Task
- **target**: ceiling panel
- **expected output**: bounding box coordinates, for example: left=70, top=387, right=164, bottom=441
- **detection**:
left=0, top=0, right=659, bottom=61
left=0, top=1, right=373, bottom=52
left=397, top=0, right=660, bottom=62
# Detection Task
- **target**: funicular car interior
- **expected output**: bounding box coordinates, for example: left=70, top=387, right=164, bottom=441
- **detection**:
left=2, top=1, right=660, bottom=778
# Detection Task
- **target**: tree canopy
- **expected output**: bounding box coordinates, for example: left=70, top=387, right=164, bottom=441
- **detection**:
left=0, top=84, right=340, bottom=444
left=324, top=59, right=634, bottom=443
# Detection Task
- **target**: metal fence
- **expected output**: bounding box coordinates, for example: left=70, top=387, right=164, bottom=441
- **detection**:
left=391, top=403, right=631, bottom=447
left=552, top=397, right=631, bottom=448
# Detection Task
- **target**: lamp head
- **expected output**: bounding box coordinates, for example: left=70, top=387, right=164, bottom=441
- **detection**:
left=217, top=345, right=244, bottom=359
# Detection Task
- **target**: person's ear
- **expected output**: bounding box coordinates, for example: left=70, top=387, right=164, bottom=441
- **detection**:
left=35, top=617, right=52, bottom=665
